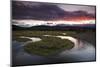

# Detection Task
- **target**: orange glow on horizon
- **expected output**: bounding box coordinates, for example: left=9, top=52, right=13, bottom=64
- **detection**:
left=62, top=16, right=95, bottom=22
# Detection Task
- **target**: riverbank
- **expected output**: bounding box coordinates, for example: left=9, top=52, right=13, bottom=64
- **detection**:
left=71, top=31, right=96, bottom=47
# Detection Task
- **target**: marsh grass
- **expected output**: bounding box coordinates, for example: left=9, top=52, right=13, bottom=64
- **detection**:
left=24, top=37, right=74, bottom=56
left=13, top=30, right=77, bottom=37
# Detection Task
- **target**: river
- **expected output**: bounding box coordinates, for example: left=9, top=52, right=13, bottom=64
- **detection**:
left=12, top=35, right=96, bottom=66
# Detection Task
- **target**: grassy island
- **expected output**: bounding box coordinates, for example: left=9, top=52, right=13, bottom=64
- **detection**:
left=24, top=36, right=74, bottom=56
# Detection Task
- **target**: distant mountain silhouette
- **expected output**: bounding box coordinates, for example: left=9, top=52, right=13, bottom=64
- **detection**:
left=12, top=24, right=95, bottom=31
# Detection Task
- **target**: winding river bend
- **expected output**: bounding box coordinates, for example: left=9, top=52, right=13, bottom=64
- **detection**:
left=12, top=35, right=95, bottom=66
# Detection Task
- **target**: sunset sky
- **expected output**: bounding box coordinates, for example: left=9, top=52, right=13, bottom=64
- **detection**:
left=12, top=0, right=96, bottom=26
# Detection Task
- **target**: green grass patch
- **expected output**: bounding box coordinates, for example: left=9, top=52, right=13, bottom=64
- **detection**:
left=24, top=37, right=74, bottom=56
left=13, top=30, right=77, bottom=37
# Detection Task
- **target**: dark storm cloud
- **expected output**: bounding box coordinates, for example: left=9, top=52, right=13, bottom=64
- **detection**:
left=58, top=5, right=95, bottom=14
left=12, top=1, right=95, bottom=20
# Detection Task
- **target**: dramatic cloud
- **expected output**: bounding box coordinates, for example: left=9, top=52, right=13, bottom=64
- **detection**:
left=12, top=1, right=96, bottom=21
left=58, top=5, right=95, bottom=14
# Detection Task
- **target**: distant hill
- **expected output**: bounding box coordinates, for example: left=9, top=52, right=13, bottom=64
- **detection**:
left=12, top=24, right=96, bottom=31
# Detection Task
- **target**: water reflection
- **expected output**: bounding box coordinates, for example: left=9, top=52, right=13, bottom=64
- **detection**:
left=12, top=36, right=95, bottom=66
